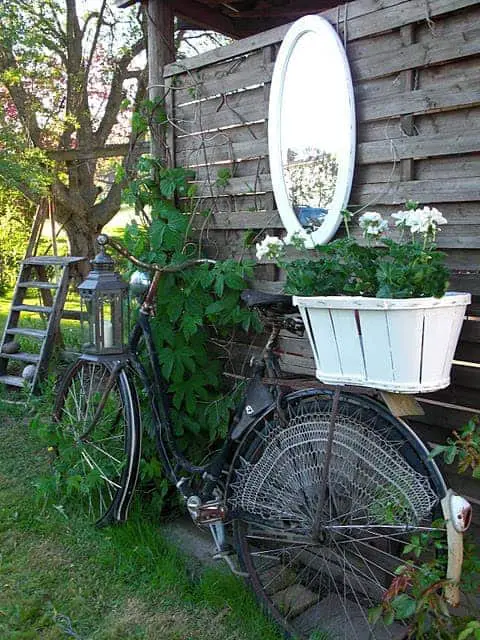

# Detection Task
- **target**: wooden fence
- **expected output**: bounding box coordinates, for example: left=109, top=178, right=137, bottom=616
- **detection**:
left=164, top=0, right=480, bottom=521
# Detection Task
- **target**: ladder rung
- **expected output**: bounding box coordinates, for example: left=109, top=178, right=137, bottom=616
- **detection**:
left=18, top=280, right=59, bottom=290
left=12, top=304, right=52, bottom=314
left=0, top=352, right=40, bottom=363
left=0, top=374, right=27, bottom=388
left=23, top=256, right=85, bottom=266
left=5, top=328, right=48, bottom=339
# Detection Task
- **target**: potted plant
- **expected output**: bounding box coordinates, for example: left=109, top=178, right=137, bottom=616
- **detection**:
left=256, top=204, right=470, bottom=393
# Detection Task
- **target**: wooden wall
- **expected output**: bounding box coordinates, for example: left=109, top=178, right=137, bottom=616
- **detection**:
left=164, top=0, right=480, bottom=517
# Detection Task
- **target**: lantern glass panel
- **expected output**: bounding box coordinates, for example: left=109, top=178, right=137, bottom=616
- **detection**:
left=80, top=289, right=128, bottom=355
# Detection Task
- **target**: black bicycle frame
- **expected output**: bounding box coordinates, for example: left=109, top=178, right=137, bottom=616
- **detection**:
left=126, top=308, right=289, bottom=502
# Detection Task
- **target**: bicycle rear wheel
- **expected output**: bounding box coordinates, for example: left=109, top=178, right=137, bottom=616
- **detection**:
left=53, top=357, right=141, bottom=527
left=230, top=390, right=446, bottom=640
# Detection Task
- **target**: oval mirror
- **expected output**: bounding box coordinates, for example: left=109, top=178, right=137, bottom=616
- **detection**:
left=268, top=15, right=356, bottom=246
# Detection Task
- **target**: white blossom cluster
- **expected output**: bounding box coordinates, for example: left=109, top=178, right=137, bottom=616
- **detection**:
left=358, top=212, right=388, bottom=238
left=255, top=206, right=448, bottom=260
left=255, top=229, right=310, bottom=260
left=255, top=235, right=284, bottom=260
left=391, top=206, right=448, bottom=234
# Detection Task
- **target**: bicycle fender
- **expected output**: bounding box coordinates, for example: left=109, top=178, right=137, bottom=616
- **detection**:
left=230, top=377, right=275, bottom=441
left=441, top=489, right=472, bottom=607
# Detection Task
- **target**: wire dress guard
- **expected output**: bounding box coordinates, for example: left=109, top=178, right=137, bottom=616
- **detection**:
left=230, top=396, right=439, bottom=530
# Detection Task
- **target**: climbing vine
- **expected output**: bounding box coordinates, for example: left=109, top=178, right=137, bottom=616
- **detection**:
left=123, top=155, right=261, bottom=456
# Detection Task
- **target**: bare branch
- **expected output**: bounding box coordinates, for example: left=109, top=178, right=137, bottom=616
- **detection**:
left=84, top=1, right=108, bottom=80
left=95, top=36, right=146, bottom=145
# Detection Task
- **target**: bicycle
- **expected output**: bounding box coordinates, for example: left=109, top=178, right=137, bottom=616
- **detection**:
left=53, top=234, right=471, bottom=640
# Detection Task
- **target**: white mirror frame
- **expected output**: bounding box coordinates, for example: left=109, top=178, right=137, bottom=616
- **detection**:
left=268, top=15, right=356, bottom=247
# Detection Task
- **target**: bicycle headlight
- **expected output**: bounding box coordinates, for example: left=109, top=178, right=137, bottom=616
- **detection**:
left=129, top=270, right=151, bottom=300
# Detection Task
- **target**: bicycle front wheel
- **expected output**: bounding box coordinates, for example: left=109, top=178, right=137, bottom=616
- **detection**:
left=53, top=357, right=141, bottom=527
left=230, top=390, right=446, bottom=640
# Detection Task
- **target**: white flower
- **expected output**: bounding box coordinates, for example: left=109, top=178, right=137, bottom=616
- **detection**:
left=391, top=210, right=409, bottom=227
left=421, top=206, right=447, bottom=227
left=255, top=235, right=284, bottom=260
left=392, top=207, right=447, bottom=235
left=358, top=212, right=388, bottom=238
left=359, top=211, right=383, bottom=225
left=406, top=210, right=427, bottom=234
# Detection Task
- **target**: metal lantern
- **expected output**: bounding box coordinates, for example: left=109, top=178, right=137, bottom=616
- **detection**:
left=78, top=237, right=129, bottom=355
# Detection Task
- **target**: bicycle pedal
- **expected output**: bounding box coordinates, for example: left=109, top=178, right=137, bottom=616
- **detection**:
left=186, top=495, right=226, bottom=524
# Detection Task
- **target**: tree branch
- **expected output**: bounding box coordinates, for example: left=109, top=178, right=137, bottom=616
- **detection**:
left=84, top=1, right=108, bottom=81
left=0, top=49, right=42, bottom=145
left=95, top=36, right=145, bottom=145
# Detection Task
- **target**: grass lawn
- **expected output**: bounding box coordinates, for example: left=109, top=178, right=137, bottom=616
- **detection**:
left=0, top=293, right=282, bottom=640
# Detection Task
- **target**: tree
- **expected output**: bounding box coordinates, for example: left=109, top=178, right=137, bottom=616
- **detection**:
left=0, top=0, right=147, bottom=265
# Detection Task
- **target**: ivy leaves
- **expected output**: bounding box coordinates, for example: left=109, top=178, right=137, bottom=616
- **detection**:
left=124, top=158, right=259, bottom=451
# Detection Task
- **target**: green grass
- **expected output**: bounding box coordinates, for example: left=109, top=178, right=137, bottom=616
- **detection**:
left=0, top=291, right=282, bottom=639
left=0, top=392, right=282, bottom=640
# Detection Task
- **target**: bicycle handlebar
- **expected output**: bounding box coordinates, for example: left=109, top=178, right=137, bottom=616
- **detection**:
left=97, top=234, right=216, bottom=273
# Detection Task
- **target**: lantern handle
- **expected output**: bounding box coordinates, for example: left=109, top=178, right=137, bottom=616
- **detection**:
left=96, top=234, right=216, bottom=272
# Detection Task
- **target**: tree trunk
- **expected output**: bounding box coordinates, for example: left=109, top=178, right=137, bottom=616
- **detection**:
left=59, top=207, right=100, bottom=279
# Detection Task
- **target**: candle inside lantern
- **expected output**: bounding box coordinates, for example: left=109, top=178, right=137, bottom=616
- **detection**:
left=103, top=319, right=113, bottom=348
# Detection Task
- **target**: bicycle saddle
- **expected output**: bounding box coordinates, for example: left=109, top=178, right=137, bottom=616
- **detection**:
left=241, top=289, right=295, bottom=313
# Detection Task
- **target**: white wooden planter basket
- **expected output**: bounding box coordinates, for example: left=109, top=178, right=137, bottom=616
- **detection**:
left=292, top=292, right=471, bottom=393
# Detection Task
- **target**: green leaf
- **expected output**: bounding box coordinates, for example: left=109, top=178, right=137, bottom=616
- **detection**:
left=368, top=605, right=383, bottom=625
left=391, top=594, right=416, bottom=620
left=428, top=444, right=448, bottom=459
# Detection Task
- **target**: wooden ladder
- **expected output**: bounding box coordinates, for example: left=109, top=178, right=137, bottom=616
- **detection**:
left=0, top=256, right=85, bottom=392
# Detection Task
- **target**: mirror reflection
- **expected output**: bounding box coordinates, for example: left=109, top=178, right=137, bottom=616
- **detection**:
left=280, top=30, right=352, bottom=231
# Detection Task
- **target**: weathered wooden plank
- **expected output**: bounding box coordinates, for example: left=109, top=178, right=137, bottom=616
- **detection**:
left=176, top=93, right=267, bottom=134
left=357, top=118, right=404, bottom=143
left=419, top=56, right=480, bottom=89
left=455, top=341, right=480, bottom=363
left=189, top=210, right=282, bottom=230
left=354, top=163, right=402, bottom=184
left=459, top=319, right=480, bottom=343
left=446, top=250, right=480, bottom=270
left=191, top=174, right=272, bottom=197
left=358, top=131, right=480, bottom=164
left=358, top=79, right=480, bottom=123
left=191, top=157, right=270, bottom=180
left=354, top=75, right=405, bottom=101
left=352, top=26, right=480, bottom=82
left=451, top=363, right=480, bottom=390
left=176, top=123, right=266, bottom=152
left=416, top=2, right=480, bottom=42
left=336, top=0, right=480, bottom=42
left=181, top=192, right=274, bottom=212
left=426, top=384, right=480, bottom=409
left=415, top=106, right=480, bottom=136
left=173, top=49, right=264, bottom=89
left=177, top=138, right=268, bottom=167
left=175, top=60, right=274, bottom=105
left=351, top=177, right=480, bottom=205
left=449, top=273, right=480, bottom=296
left=176, top=83, right=266, bottom=121
left=416, top=154, right=480, bottom=180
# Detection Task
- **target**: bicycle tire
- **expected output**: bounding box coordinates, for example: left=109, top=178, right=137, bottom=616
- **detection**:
left=53, top=357, right=141, bottom=527
left=230, top=389, right=447, bottom=640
